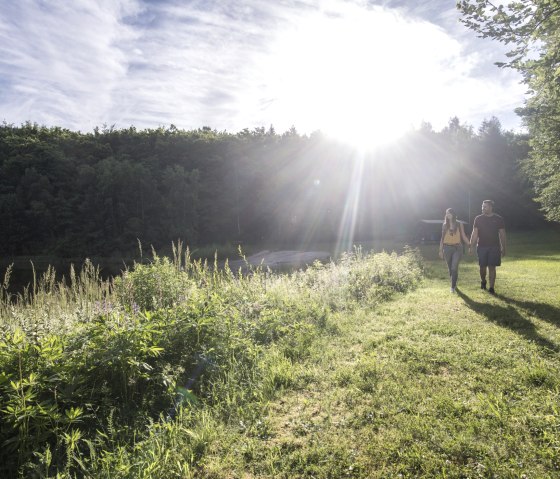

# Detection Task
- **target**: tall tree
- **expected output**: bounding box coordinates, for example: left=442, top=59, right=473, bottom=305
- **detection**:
left=457, top=0, right=560, bottom=220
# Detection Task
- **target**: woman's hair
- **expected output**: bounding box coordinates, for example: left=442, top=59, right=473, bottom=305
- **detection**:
left=444, top=208, right=458, bottom=232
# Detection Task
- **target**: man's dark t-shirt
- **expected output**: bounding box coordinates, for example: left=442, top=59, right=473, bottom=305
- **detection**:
left=473, top=214, right=505, bottom=247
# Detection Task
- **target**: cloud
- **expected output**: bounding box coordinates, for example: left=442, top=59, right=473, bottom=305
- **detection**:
left=371, top=0, right=526, bottom=130
left=0, top=0, right=527, bottom=133
left=0, top=0, right=140, bottom=130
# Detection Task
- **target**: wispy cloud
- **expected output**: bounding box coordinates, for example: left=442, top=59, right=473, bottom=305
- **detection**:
left=0, top=0, right=140, bottom=130
left=0, top=0, right=526, bottom=133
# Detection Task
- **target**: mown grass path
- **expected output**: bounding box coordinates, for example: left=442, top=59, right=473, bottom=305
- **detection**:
left=200, top=232, right=560, bottom=478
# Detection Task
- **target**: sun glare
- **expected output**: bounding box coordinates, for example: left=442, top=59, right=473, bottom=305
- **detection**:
left=264, top=4, right=459, bottom=149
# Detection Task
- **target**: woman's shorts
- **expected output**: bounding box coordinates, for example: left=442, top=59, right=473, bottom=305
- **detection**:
left=477, top=246, right=501, bottom=267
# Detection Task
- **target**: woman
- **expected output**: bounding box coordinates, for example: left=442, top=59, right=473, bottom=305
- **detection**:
left=439, top=208, right=470, bottom=293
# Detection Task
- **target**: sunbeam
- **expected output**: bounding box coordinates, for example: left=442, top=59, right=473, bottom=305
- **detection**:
left=335, top=152, right=364, bottom=256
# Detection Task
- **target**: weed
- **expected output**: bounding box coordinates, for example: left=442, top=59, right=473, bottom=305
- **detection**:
left=0, top=243, right=423, bottom=477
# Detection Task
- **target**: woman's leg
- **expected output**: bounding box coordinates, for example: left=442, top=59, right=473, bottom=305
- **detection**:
left=450, top=248, right=463, bottom=289
left=443, top=246, right=454, bottom=287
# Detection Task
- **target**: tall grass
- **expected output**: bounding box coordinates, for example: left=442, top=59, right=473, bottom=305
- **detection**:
left=1, top=259, right=112, bottom=335
left=0, top=244, right=423, bottom=478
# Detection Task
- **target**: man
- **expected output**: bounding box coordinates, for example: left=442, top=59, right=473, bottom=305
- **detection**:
left=469, top=200, right=506, bottom=295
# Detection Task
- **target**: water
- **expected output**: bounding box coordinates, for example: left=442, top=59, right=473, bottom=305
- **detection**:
left=1, top=257, right=127, bottom=295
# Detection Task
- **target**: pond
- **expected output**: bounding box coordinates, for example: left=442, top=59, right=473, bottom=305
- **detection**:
left=1, top=257, right=129, bottom=295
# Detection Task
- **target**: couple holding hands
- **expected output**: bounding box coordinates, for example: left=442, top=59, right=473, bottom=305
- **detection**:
left=439, top=200, right=506, bottom=295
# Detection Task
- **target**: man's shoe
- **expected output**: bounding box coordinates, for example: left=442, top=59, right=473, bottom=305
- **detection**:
left=488, top=287, right=496, bottom=295
left=450, top=287, right=455, bottom=293
left=481, top=280, right=487, bottom=290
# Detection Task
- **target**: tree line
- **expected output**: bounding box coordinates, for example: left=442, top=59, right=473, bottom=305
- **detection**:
left=0, top=118, right=545, bottom=257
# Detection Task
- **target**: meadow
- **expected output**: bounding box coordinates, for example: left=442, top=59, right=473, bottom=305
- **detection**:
left=1, top=231, right=559, bottom=478
left=197, top=231, right=560, bottom=478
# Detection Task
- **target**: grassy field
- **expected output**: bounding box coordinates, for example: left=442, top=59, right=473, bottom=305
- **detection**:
left=197, top=231, right=560, bottom=478
left=1, top=231, right=559, bottom=478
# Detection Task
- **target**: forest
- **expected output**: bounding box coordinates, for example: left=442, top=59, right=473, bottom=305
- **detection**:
left=0, top=117, right=544, bottom=259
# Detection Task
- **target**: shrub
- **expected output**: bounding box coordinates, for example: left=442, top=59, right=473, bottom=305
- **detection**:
left=294, top=246, right=422, bottom=309
left=114, top=255, right=192, bottom=312
left=0, top=246, right=423, bottom=477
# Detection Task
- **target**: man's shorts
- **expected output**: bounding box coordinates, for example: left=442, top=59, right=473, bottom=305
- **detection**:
left=477, top=246, right=501, bottom=267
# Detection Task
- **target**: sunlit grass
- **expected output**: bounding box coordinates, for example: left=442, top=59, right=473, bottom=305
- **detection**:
left=198, top=230, right=560, bottom=478
left=0, top=243, right=422, bottom=478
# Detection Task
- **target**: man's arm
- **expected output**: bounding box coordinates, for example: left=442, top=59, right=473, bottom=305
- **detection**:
left=470, top=227, right=478, bottom=253
left=499, top=228, right=506, bottom=257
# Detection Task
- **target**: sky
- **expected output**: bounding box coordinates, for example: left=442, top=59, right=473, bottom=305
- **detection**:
left=0, top=0, right=527, bottom=146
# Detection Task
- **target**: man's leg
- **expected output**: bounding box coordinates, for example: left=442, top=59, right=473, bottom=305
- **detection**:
left=477, top=246, right=488, bottom=289
left=488, top=266, right=496, bottom=289
left=487, top=247, right=501, bottom=294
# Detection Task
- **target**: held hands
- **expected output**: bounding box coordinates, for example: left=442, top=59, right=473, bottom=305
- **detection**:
left=438, top=248, right=443, bottom=259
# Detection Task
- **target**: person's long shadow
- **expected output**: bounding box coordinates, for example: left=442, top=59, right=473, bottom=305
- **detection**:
left=456, top=289, right=559, bottom=353
left=495, top=295, right=560, bottom=328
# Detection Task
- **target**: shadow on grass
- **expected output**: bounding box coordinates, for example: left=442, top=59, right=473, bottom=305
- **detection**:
left=456, top=289, right=559, bottom=353
left=513, top=255, right=560, bottom=262
left=496, top=295, right=560, bottom=328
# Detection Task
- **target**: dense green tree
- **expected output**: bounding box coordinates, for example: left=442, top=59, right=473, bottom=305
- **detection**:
left=161, top=165, right=199, bottom=243
left=457, top=0, right=560, bottom=221
left=0, top=119, right=544, bottom=260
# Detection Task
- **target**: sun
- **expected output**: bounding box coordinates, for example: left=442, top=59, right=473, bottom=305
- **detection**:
left=262, top=4, right=455, bottom=150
